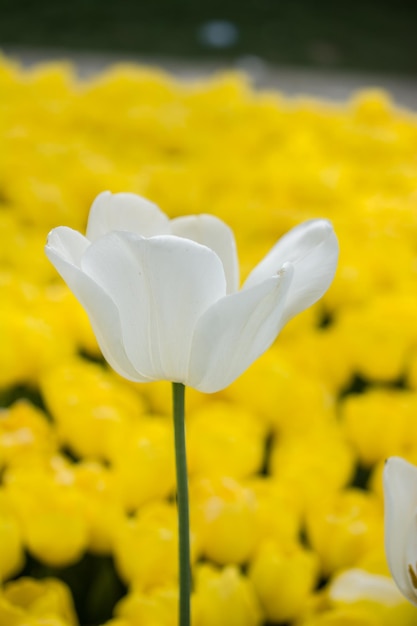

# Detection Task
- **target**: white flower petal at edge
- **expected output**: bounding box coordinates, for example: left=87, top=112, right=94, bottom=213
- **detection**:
left=329, top=568, right=407, bottom=606
left=86, top=191, right=171, bottom=240
left=45, top=191, right=339, bottom=393
left=244, top=219, right=339, bottom=327
left=384, top=456, right=417, bottom=606
left=45, top=227, right=150, bottom=382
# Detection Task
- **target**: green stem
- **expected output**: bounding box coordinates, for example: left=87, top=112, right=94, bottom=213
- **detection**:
left=172, top=382, right=191, bottom=626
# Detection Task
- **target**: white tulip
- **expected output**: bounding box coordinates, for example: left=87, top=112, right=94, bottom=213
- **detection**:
left=329, top=568, right=406, bottom=606
left=384, top=456, right=417, bottom=606
left=45, top=191, right=338, bottom=393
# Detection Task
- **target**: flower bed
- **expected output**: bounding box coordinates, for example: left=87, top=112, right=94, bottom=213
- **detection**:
left=1, top=55, right=417, bottom=626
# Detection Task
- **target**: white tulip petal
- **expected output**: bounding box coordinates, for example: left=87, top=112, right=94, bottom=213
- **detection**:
left=329, top=569, right=405, bottom=606
left=46, top=226, right=90, bottom=265
left=384, top=456, right=417, bottom=606
left=45, top=228, right=148, bottom=382
left=188, top=263, right=294, bottom=393
left=86, top=191, right=170, bottom=241
left=243, top=219, right=338, bottom=326
left=171, top=214, right=239, bottom=293
left=81, top=232, right=227, bottom=383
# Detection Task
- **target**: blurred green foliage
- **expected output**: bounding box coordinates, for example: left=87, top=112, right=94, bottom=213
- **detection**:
left=1, top=1, right=416, bottom=74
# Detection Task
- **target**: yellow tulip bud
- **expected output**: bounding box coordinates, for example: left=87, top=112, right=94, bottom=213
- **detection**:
left=0, top=400, right=57, bottom=469
left=341, top=388, right=417, bottom=465
left=335, top=296, right=417, bottom=382
left=187, top=402, right=265, bottom=479
left=245, top=477, right=301, bottom=546
left=113, top=501, right=198, bottom=589
left=5, top=465, right=88, bottom=567
left=0, top=302, right=74, bottom=387
left=193, top=564, right=262, bottom=626
left=270, top=424, right=355, bottom=507
left=109, top=415, right=175, bottom=510
left=350, top=90, right=394, bottom=125
left=115, top=586, right=178, bottom=626
left=2, top=577, right=78, bottom=626
left=72, top=461, right=124, bottom=554
left=306, top=489, right=383, bottom=576
left=226, top=349, right=333, bottom=435
left=249, top=540, right=319, bottom=622
left=190, top=476, right=257, bottom=565
left=40, top=358, right=146, bottom=459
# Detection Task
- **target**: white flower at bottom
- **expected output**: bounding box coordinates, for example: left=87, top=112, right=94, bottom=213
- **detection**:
left=384, top=456, right=417, bottom=606
left=330, top=568, right=406, bottom=606
left=45, top=191, right=338, bottom=393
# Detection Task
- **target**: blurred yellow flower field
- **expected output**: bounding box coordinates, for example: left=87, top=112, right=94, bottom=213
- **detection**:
left=1, top=54, right=417, bottom=625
